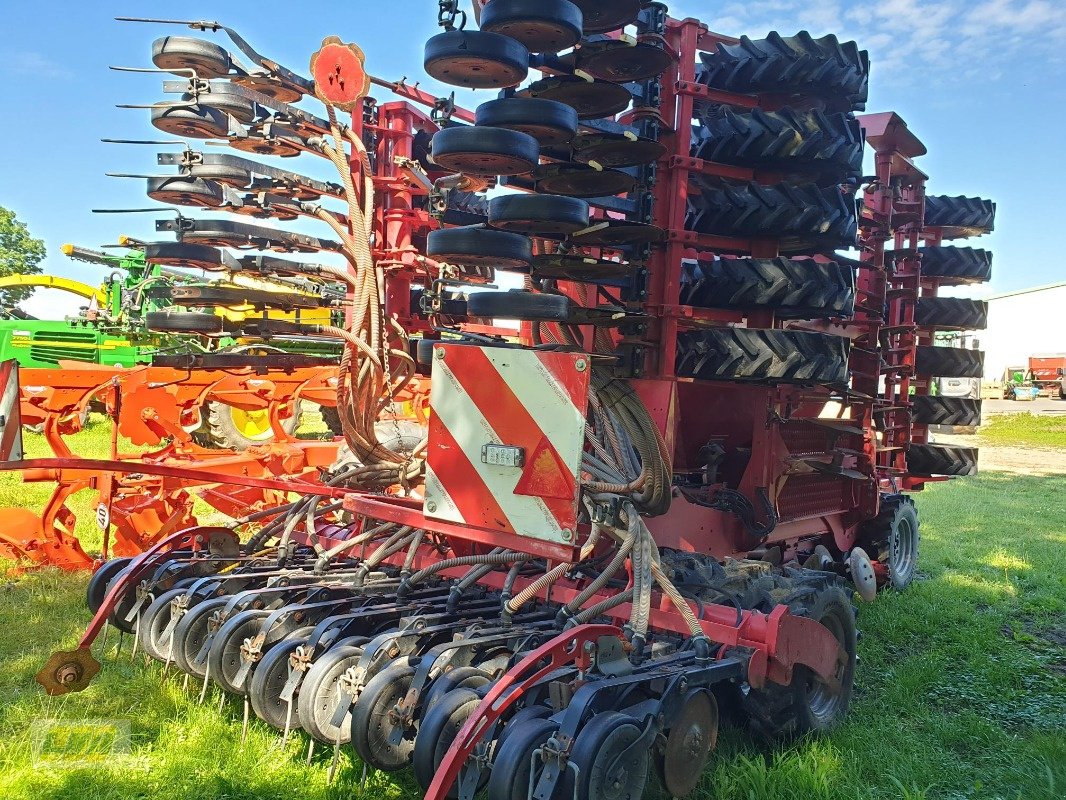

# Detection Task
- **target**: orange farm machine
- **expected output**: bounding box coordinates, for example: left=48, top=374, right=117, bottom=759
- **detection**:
left=18, top=1, right=997, bottom=798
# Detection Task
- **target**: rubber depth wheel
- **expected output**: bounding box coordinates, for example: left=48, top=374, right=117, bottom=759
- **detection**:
left=571, top=133, right=666, bottom=168
left=151, top=102, right=230, bottom=139
left=425, top=30, right=530, bottom=89
left=659, top=690, right=718, bottom=798
left=249, top=638, right=307, bottom=730
left=487, top=716, right=558, bottom=800
left=351, top=661, right=418, bottom=771
left=171, top=596, right=228, bottom=678
left=431, top=126, right=540, bottom=177
left=86, top=557, right=133, bottom=615
left=906, top=444, right=979, bottom=477
left=413, top=688, right=488, bottom=796
left=421, top=666, right=492, bottom=718
left=208, top=609, right=270, bottom=694
left=488, top=194, right=589, bottom=238
left=858, top=494, right=920, bottom=591
left=152, top=36, right=231, bottom=78
left=571, top=0, right=641, bottom=33
left=147, top=176, right=225, bottom=208
left=297, top=642, right=365, bottom=743
left=105, top=564, right=141, bottom=634
left=146, top=310, right=225, bottom=335
left=480, top=0, right=583, bottom=52
left=675, top=327, right=849, bottom=386
left=427, top=227, right=533, bottom=271
left=474, top=97, right=578, bottom=146
left=566, top=711, right=650, bottom=800
left=181, top=89, right=256, bottom=124
left=467, top=290, right=571, bottom=322
left=137, top=587, right=187, bottom=662
left=229, top=135, right=302, bottom=158
left=914, top=346, right=984, bottom=378
left=143, top=242, right=226, bottom=271
left=910, top=396, right=982, bottom=427
left=188, top=163, right=253, bottom=189
left=193, top=399, right=301, bottom=451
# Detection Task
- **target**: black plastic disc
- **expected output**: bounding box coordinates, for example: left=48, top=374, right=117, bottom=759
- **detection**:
left=571, top=132, right=667, bottom=168
left=143, top=242, right=226, bottom=271
left=571, top=0, right=642, bottom=33
left=431, top=126, right=540, bottom=176
left=207, top=609, right=269, bottom=694
left=577, top=40, right=674, bottom=82
left=489, top=194, right=590, bottom=238
left=534, top=163, right=636, bottom=198
left=350, top=661, right=418, bottom=771
left=151, top=102, right=229, bottom=139
left=425, top=30, right=530, bottom=89
left=486, top=716, right=558, bottom=800
left=152, top=36, right=231, bottom=78
left=480, top=0, right=583, bottom=53
left=171, top=596, right=228, bottom=678
left=248, top=638, right=306, bottom=730
left=518, top=75, right=632, bottom=119
left=147, top=176, right=224, bottom=208
left=467, top=290, right=571, bottom=322
left=427, top=227, right=534, bottom=270
left=474, top=97, right=579, bottom=146
left=569, top=219, right=665, bottom=246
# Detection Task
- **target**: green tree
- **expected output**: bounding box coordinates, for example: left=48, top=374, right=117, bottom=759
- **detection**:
left=0, top=205, right=46, bottom=308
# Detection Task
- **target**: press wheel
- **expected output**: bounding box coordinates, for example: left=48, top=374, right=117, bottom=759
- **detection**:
left=136, top=587, right=187, bottom=662
left=658, top=690, right=718, bottom=798
left=86, top=557, right=133, bottom=615
left=534, top=163, right=635, bottom=198
left=413, top=687, right=488, bottom=796
left=229, top=135, right=302, bottom=158
left=567, top=711, right=649, bottom=800
left=170, top=596, right=228, bottom=678
left=431, top=126, right=540, bottom=177
left=474, top=97, right=578, bottom=146
left=427, top=227, right=533, bottom=271
left=248, top=637, right=306, bottom=730
left=572, top=0, right=641, bottom=33
left=488, top=194, right=590, bottom=238
left=519, top=75, right=631, bottom=119
left=480, top=0, right=583, bottom=53
left=486, top=716, right=558, bottom=800
left=350, top=661, right=418, bottom=771
left=297, top=642, right=365, bottom=743
left=206, top=609, right=269, bottom=694
left=577, top=40, right=673, bottom=83
left=425, top=29, right=530, bottom=89
left=143, top=242, right=226, bottom=272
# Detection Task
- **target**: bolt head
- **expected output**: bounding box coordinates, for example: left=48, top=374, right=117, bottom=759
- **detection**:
left=574, top=358, right=588, bottom=372
left=435, top=348, right=446, bottom=360
left=426, top=501, right=438, bottom=513
left=561, top=528, right=574, bottom=541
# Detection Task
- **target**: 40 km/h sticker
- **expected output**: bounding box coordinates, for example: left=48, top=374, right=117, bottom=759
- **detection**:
left=95, top=503, right=110, bottom=531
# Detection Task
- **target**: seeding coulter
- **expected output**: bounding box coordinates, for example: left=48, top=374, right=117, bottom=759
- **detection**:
left=26, top=1, right=999, bottom=798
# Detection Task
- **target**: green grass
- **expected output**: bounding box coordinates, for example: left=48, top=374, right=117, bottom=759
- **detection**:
left=980, top=414, right=1066, bottom=449
left=0, top=430, right=1064, bottom=799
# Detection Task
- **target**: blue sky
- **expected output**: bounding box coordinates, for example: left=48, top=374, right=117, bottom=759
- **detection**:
left=0, top=0, right=1063, bottom=317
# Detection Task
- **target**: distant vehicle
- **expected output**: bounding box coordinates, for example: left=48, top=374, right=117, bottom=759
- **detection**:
left=1001, top=366, right=1040, bottom=401
left=1028, top=353, right=1066, bottom=400
left=937, top=376, right=981, bottom=399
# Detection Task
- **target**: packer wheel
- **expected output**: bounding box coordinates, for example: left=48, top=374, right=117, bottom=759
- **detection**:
left=86, top=557, right=133, bottom=615
left=486, top=716, right=558, bottom=800
left=431, top=126, right=540, bottom=177
left=425, top=29, right=530, bottom=89
left=350, top=661, right=418, bottom=771
left=567, top=711, right=650, bottom=800
left=488, top=194, right=589, bottom=238
left=412, top=687, right=487, bottom=796
left=207, top=609, right=270, bottom=693
left=170, top=596, right=228, bottom=678
left=480, top=0, right=583, bottom=53
left=474, top=97, right=578, bottom=146
left=427, top=227, right=533, bottom=271
left=297, top=641, right=366, bottom=743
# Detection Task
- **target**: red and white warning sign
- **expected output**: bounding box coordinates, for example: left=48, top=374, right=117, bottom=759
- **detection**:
left=424, top=344, right=590, bottom=545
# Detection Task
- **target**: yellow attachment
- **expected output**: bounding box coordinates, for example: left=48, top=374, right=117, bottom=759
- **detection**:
left=0, top=274, right=107, bottom=305
left=229, top=407, right=276, bottom=442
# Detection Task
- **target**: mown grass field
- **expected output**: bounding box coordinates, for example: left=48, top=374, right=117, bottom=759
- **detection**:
left=0, top=423, right=1063, bottom=800
left=980, top=413, right=1066, bottom=449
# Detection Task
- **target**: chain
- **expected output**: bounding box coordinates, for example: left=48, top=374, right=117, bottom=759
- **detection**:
left=437, top=0, right=467, bottom=30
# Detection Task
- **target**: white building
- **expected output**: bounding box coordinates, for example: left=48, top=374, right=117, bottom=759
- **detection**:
left=972, top=282, right=1066, bottom=378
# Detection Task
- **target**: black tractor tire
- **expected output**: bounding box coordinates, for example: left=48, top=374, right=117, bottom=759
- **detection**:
left=152, top=36, right=231, bottom=78
left=698, top=31, right=869, bottom=111
left=474, top=97, right=579, bottom=146
left=192, top=399, right=302, bottom=451
left=915, top=298, right=988, bottom=330
left=686, top=182, right=858, bottom=251
left=142, top=242, right=227, bottom=271
left=676, top=327, right=849, bottom=385
left=151, top=102, right=230, bottom=139
left=467, top=290, right=571, bottom=322
left=479, top=0, right=583, bottom=53
left=147, top=176, right=225, bottom=208
left=915, top=246, right=992, bottom=284
left=430, top=125, right=540, bottom=177
left=488, top=194, right=590, bottom=238
left=570, top=0, right=641, bottom=33
left=693, top=106, right=863, bottom=177
left=907, top=444, right=978, bottom=477
left=146, top=310, right=225, bottom=335
left=742, top=584, right=857, bottom=737
left=424, top=29, right=530, bottom=89
left=427, top=227, right=534, bottom=271
left=680, top=257, right=855, bottom=319
left=910, top=396, right=982, bottom=427
left=914, top=346, right=984, bottom=378
left=924, top=195, right=995, bottom=236
left=857, top=494, right=920, bottom=591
